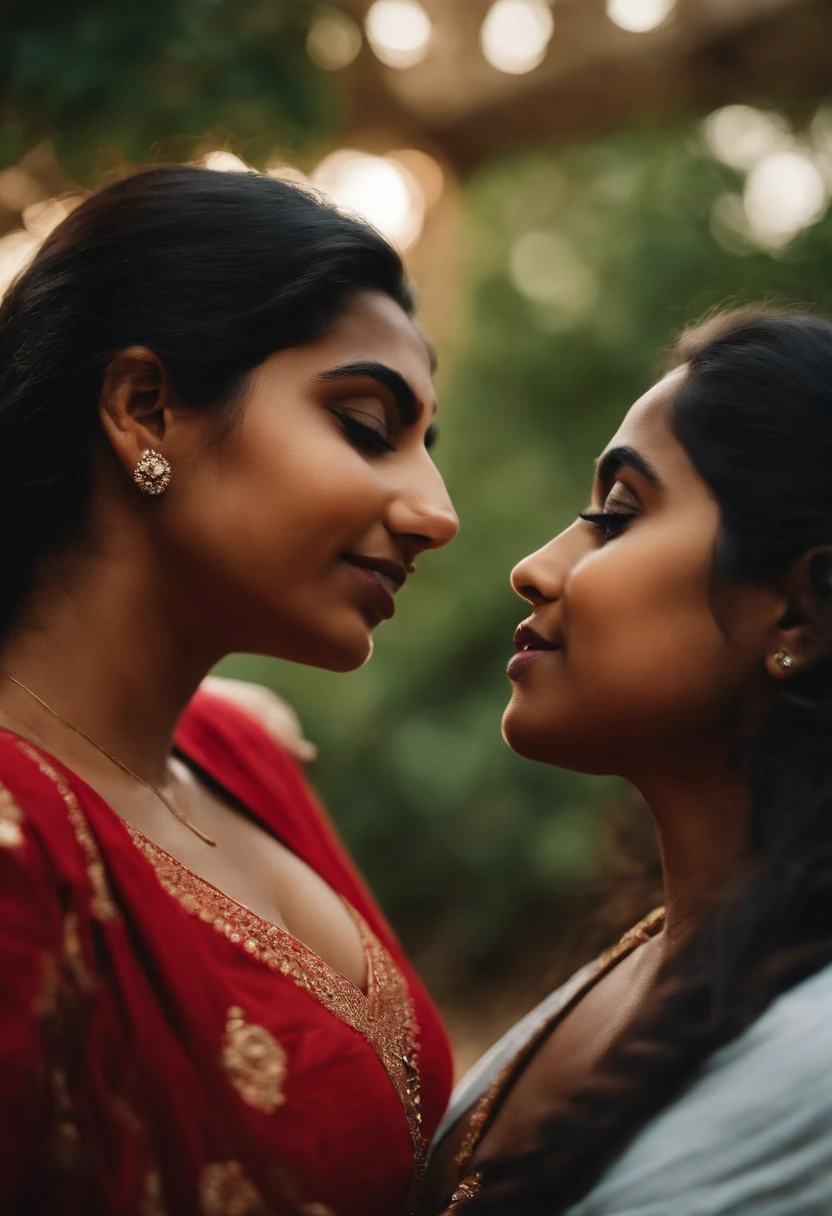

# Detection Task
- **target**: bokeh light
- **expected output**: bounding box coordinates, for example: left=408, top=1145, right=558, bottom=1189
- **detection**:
left=480, top=0, right=554, bottom=76
left=606, top=0, right=676, bottom=33
left=311, top=149, right=425, bottom=249
left=0, top=229, right=37, bottom=297
left=365, top=0, right=432, bottom=70
left=509, top=231, right=597, bottom=315
left=265, top=163, right=311, bottom=186
left=22, top=197, right=75, bottom=240
left=743, top=150, right=828, bottom=247
left=306, top=9, right=362, bottom=71
left=388, top=149, right=445, bottom=208
left=0, top=166, right=41, bottom=212
left=702, top=105, right=791, bottom=172
left=202, top=151, right=253, bottom=173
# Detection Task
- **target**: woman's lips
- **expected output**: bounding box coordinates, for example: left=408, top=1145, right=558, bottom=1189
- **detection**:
left=507, top=622, right=562, bottom=680
left=343, top=556, right=404, bottom=622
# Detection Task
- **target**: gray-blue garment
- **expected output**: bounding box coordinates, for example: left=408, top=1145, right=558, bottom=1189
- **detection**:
left=432, top=961, right=832, bottom=1214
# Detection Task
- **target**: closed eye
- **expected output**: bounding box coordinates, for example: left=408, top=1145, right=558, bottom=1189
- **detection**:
left=334, top=411, right=395, bottom=455
left=578, top=509, right=638, bottom=542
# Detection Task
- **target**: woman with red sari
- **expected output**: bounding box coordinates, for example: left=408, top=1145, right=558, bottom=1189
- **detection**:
left=0, top=165, right=457, bottom=1215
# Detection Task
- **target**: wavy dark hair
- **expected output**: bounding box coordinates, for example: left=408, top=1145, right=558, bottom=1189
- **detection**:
left=0, top=163, right=410, bottom=640
left=460, top=308, right=832, bottom=1214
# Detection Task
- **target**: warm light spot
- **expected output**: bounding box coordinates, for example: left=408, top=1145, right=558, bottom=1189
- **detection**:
left=311, top=150, right=425, bottom=249
left=480, top=0, right=554, bottom=75
left=702, top=105, right=791, bottom=172
left=365, top=0, right=432, bottom=69
left=709, top=193, right=756, bottom=257
left=264, top=163, right=311, bottom=187
left=22, top=198, right=76, bottom=240
left=743, top=151, right=828, bottom=247
left=0, top=167, right=41, bottom=213
left=388, top=149, right=445, bottom=209
left=509, top=231, right=597, bottom=313
left=202, top=151, right=253, bottom=174
left=306, top=9, right=362, bottom=71
left=606, top=0, right=676, bottom=32
left=0, top=230, right=38, bottom=298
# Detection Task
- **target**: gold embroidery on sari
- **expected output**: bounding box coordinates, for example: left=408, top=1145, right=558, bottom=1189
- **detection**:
left=61, top=909, right=97, bottom=993
left=51, top=1065, right=80, bottom=1171
left=127, top=828, right=425, bottom=1180
left=449, top=1172, right=483, bottom=1207
left=201, top=1161, right=268, bottom=1215
left=221, top=1006, right=287, bottom=1114
left=141, top=1168, right=169, bottom=1216
left=14, top=740, right=118, bottom=921
left=0, top=781, right=23, bottom=847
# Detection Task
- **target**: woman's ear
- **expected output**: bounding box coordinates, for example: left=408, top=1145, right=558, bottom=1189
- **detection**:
left=98, top=346, right=174, bottom=478
left=767, top=546, right=832, bottom=679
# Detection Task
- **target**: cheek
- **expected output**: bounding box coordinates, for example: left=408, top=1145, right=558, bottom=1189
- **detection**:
left=568, top=542, right=733, bottom=717
left=188, top=430, right=382, bottom=572
left=504, top=536, right=748, bottom=770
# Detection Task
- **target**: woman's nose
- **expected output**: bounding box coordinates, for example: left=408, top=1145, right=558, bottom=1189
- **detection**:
left=510, top=530, right=576, bottom=605
left=387, top=469, right=459, bottom=554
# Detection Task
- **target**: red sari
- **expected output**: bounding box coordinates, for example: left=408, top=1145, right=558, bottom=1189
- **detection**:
left=0, top=689, right=453, bottom=1216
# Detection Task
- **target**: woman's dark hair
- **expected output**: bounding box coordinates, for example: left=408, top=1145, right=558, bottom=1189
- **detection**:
left=0, top=163, right=410, bottom=638
left=461, top=308, right=832, bottom=1214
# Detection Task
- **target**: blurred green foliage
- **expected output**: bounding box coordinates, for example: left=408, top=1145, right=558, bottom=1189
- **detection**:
left=0, top=0, right=332, bottom=179
left=224, top=118, right=832, bottom=980
left=5, top=0, right=831, bottom=981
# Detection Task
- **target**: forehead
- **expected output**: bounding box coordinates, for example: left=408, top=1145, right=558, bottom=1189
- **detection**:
left=601, top=367, right=697, bottom=485
left=310, top=289, right=436, bottom=408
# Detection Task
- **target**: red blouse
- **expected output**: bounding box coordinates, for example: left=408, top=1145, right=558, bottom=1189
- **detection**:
left=0, top=689, right=453, bottom=1216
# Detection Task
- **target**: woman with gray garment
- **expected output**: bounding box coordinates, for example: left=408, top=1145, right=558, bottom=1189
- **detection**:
left=423, top=309, right=832, bottom=1215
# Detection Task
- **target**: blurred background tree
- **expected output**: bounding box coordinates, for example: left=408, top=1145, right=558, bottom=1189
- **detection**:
left=0, top=0, right=332, bottom=178
left=3, top=0, right=832, bottom=1060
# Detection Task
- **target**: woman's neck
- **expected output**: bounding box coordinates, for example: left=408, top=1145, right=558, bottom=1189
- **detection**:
left=631, top=745, right=752, bottom=948
left=0, top=543, right=218, bottom=786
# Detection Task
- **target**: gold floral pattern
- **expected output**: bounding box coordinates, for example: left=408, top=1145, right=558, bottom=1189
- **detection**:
left=222, top=1006, right=286, bottom=1114
left=127, top=827, right=425, bottom=1179
left=14, top=739, right=118, bottom=921
left=0, top=781, right=23, bottom=848
left=201, top=1161, right=268, bottom=1216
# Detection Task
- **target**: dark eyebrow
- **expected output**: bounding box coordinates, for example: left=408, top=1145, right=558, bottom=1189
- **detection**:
left=596, top=444, right=665, bottom=492
left=318, top=361, right=420, bottom=426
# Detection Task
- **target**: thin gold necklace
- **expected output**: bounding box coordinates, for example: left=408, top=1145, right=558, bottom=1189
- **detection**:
left=0, top=672, right=217, bottom=847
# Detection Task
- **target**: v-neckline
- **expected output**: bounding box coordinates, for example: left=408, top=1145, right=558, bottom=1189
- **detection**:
left=0, top=720, right=369, bottom=993
left=125, top=813, right=370, bottom=995
left=4, top=725, right=428, bottom=1179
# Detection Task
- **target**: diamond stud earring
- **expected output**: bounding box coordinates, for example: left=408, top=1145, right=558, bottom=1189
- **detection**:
left=774, top=651, right=794, bottom=670
left=133, top=449, right=171, bottom=496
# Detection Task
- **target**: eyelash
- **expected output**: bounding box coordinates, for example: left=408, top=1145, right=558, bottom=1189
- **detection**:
left=578, top=509, right=638, bottom=541
left=334, top=411, right=396, bottom=455
left=335, top=411, right=439, bottom=455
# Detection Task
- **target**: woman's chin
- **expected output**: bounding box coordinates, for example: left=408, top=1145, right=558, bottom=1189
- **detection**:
left=319, top=628, right=374, bottom=673
left=273, top=623, right=374, bottom=674
left=501, top=702, right=554, bottom=763
left=501, top=701, right=613, bottom=774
